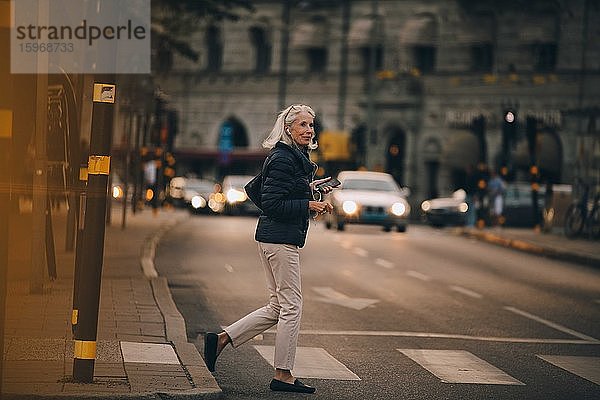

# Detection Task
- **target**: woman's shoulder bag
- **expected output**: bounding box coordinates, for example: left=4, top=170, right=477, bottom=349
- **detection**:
left=244, top=154, right=273, bottom=210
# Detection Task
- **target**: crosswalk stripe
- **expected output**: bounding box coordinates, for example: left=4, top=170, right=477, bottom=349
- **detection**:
left=399, top=349, right=525, bottom=385
left=537, top=355, right=600, bottom=385
left=253, top=346, right=360, bottom=381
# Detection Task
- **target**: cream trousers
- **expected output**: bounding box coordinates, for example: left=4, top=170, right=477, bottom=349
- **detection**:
left=224, top=242, right=302, bottom=370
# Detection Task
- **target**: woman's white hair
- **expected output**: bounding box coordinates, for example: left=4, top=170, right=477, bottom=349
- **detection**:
left=262, top=104, right=318, bottom=150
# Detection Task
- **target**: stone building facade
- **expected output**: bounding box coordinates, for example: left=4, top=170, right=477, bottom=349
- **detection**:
left=155, top=0, right=600, bottom=203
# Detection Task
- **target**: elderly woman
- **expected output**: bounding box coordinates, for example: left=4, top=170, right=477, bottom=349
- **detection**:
left=204, top=104, right=333, bottom=394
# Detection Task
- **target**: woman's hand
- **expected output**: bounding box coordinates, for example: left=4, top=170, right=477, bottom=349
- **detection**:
left=309, top=201, right=333, bottom=214
left=310, top=177, right=334, bottom=194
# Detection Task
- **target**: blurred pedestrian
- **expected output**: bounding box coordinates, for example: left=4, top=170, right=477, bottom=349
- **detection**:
left=143, top=160, right=158, bottom=215
left=488, top=171, right=506, bottom=225
left=204, top=104, right=333, bottom=394
left=464, top=164, right=478, bottom=227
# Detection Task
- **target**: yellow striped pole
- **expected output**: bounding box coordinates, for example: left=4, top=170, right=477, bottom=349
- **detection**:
left=72, top=79, right=116, bottom=382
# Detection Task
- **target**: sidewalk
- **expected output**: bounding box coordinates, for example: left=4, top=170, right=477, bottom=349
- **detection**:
left=455, top=225, right=600, bottom=268
left=2, top=206, right=220, bottom=399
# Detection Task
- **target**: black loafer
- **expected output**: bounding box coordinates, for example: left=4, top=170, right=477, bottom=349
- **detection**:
left=204, top=332, right=218, bottom=372
left=270, top=378, right=316, bottom=394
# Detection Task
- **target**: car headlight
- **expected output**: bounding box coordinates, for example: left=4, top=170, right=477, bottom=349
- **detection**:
left=391, top=201, right=407, bottom=216
left=458, top=202, right=468, bottom=213
left=112, top=186, right=124, bottom=199
left=342, top=200, right=358, bottom=215
left=421, top=200, right=431, bottom=212
left=226, top=189, right=247, bottom=203
left=191, top=195, right=207, bottom=209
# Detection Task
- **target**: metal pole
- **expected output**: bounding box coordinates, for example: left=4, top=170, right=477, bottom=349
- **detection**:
left=575, top=0, right=590, bottom=181
left=366, top=0, right=379, bottom=163
left=122, top=112, right=132, bottom=229
left=527, top=116, right=541, bottom=230
left=337, top=0, right=350, bottom=130
left=72, top=77, right=116, bottom=382
left=31, top=67, right=49, bottom=294
left=0, top=2, right=12, bottom=392
left=278, top=0, right=291, bottom=110
left=132, top=113, right=142, bottom=214
left=71, top=163, right=87, bottom=336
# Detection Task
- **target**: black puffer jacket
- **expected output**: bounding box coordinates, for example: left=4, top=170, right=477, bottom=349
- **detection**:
left=255, top=141, right=317, bottom=248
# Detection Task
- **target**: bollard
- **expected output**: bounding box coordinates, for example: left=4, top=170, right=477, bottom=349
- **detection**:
left=72, top=80, right=115, bottom=382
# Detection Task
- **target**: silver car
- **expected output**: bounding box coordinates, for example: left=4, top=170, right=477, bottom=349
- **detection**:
left=323, top=171, right=411, bottom=232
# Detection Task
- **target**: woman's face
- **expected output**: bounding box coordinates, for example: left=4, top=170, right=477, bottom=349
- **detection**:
left=288, top=110, right=314, bottom=147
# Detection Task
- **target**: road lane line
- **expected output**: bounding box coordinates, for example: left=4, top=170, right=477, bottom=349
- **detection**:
left=406, top=270, right=432, bottom=281
left=312, top=287, right=379, bottom=310
left=352, top=247, right=368, bottom=257
left=375, top=258, right=394, bottom=269
left=254, top=346, right=360, bottom=380
left=399, top=349, right=524, bottom=385
left=223, top=264, right=234, bottom=273
left=450, top=285, right=483, bottom=299
left=261, top=329, right=599, bottom=344
left=504, top=306, right=599, bottom=342
left=537, top=355, right=600, bottom=385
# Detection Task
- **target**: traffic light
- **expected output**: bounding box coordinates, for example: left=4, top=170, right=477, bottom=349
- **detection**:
left=526, top=116, right=537, bottom=160
left=501, top=110, right=517, bottom=178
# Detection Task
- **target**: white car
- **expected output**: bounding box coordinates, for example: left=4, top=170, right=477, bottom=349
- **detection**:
left=420, top=189, right=469, bottom=227
left=323, top=171, right=411, bottom=232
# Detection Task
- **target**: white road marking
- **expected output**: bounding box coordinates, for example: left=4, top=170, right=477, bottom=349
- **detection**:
left=312, top=286, right=379, bottom=310
left=504, top=306, right=599, bottom=342
left=254, top=346, right=360, bottom=381
left=594, top=299, right=600, bottom=304
left=352, top=247, right=368, bottom=257
left=223, top=263, right=234, bottom=273
left=406, top=270, right=432, bottom=281
left=261, top=329, right=599, bottom=344
left=375, top=258, right=394, bottom=269
left=399, top=349, right=524, bottom=385
left=120, top=342, right=179, bottom=364
left=450, top=285, right=483, bottom=299
left=537, top=355, right=600, bottom=385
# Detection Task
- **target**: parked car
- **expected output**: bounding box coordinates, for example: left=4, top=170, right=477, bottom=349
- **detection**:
left=216, top=175, right=261, bottom=215
left=184, top=178, right=217, bottom=214
left=420, top=189, right=469, bottom=227
left=323, top=171, right=410, bottom=232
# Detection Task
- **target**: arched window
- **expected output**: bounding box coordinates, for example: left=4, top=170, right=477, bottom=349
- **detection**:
left=206, top=25, right=223, bottom=72
left=249, top=26, right=272, bottom=74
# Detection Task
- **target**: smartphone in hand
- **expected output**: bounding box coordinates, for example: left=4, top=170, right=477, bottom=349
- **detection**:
left=315, top=177, right=341, bottom=192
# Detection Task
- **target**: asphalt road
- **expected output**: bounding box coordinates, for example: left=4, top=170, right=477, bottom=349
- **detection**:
left=155, top=215, right=600, bottom=400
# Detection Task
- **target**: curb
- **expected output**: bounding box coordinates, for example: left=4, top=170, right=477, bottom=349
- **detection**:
left=144, top=218, right=223, bottom=398
left=457, top=228, right=600, bottom=268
